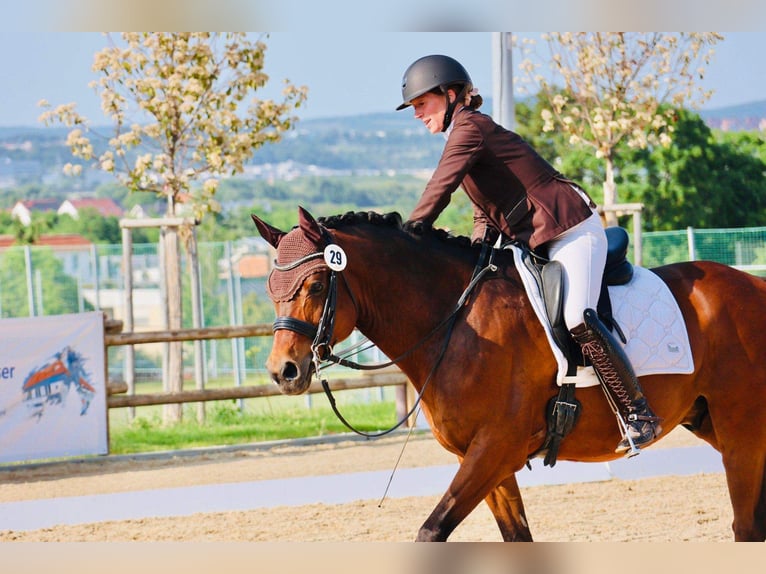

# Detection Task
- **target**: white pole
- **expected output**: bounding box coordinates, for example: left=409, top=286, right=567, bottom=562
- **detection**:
left=121, top=226, right=136, bottom=421
left=492, top=32, right=515, bottom=130
left=24, top=245, right=35, bottom=317
left=687, top=227, right=697, bottom=261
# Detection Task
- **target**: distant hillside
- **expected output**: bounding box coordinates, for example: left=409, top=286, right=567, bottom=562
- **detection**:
left=699, top=100, right=766, bottom=131
left=2, top=99, right=764, bottom=195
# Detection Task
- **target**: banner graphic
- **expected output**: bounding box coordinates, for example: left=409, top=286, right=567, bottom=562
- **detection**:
left=0, top=312, right=107, bottom=464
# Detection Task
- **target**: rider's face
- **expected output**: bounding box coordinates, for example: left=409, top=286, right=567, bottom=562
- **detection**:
left=411, top=91, right=447, bottom=134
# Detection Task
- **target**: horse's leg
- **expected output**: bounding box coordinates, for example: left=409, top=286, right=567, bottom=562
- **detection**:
left=484, top=474, right=533, bottom=541
left=416, top=448, right=512, bottom=542
left=720, top=446, right=766, bottom=541
left=704, top=399, right=766, bottom=541
left=683, top=393, right=766, bottom=538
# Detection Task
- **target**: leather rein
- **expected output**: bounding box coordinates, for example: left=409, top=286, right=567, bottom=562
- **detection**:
left=271, top=227, right=497, bottom=438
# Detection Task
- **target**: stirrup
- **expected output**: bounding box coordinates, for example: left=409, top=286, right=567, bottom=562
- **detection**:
left=615, top=418, right=661, bottom=456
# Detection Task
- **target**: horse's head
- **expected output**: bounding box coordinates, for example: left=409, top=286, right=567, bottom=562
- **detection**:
left=251, top=207, right=358, bottom=394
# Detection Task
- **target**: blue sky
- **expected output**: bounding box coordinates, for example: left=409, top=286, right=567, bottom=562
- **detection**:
left=1, top=32, right=765, bottom=128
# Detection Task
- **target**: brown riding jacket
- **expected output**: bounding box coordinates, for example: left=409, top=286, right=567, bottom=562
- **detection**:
left=409, top=106, right=596, bottom=250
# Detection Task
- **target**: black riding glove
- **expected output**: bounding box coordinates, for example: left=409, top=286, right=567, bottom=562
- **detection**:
left=403, top=220, right=430, bottom=235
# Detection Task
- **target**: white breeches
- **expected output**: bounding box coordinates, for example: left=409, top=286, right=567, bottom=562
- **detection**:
left=546, top=209, right=607, bottom=330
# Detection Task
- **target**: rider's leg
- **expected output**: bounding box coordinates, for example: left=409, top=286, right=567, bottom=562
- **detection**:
left=549, top=210, right=661, bottom=453
left=571, top=310, right=662, bottom=451
left=548, top=210, right=606, bottom=331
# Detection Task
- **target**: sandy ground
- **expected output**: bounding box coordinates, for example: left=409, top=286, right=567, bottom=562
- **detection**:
left=0, top=427, right=735, bottom=542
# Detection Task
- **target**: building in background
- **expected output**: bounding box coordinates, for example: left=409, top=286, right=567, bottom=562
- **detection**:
left=58, top=198, right=124, bottom=219
left=10, top=199, right=60, bottom=225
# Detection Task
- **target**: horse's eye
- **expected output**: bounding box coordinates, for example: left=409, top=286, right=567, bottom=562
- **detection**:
left=309, top=281, right=324, bottom=295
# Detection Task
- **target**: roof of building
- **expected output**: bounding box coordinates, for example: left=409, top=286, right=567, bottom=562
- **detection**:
left=0, top=234, right=94, bottom=249
left=237, top=253, right=271, bottom=278
left=14, top=199, right=60, bottom=212
left=61, top=198, right=124, bottom=217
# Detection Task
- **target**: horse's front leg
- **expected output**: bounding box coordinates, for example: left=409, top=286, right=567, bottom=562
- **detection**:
left=484, top=474, right=533, bottom=541
left=416, top=445, right=512, bottom=542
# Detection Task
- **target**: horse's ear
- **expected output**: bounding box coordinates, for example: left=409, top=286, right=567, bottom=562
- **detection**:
left=297, top=206, right=324, bottom=245
left=251, top=214, right=286, bottom=248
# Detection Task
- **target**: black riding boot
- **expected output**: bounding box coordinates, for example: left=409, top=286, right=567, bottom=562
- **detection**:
left=570, top=308, right=662, bottom=454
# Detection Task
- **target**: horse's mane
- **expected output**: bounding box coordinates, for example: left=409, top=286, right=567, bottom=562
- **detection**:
left=317, top=211, right=475, bottom=251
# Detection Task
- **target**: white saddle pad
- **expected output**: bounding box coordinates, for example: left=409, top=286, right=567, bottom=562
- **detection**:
left=509, top=246, right=695, bottom=387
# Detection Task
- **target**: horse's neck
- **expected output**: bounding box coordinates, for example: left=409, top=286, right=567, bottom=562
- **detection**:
left=346, top=232, right=471, bottom=370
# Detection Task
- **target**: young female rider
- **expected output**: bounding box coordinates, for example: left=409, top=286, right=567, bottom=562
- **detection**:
left=397, top=54, right=661, bottom=453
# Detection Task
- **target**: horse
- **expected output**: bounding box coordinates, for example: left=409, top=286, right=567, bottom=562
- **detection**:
left=251, top=207, right=766, bottom=542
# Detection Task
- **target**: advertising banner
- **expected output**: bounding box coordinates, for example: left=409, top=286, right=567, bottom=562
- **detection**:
left=0, top=311, right=107, bottom=464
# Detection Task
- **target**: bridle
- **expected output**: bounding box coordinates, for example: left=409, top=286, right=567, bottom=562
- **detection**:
left=271, top=226, right=497, bottom=437
left=271, top=248, right=340, bottom=365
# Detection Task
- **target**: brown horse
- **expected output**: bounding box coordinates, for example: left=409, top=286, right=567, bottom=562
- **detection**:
left=251, top=207, right=766, bottom=542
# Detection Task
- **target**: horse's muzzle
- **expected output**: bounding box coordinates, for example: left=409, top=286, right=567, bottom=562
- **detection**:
left=267, top=355, right=314, bottom=395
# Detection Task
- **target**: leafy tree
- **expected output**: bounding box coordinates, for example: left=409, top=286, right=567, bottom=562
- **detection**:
left=514, top=97, right=605, bottom=203
left=51, top=209, right=121, bottom=244
left=38, top=32, right=307, bottom=424
left=619, top=109, right=766, bottom=230
left=516, top=32, right=723, bottom=225
left=39, top=32, right=307, bottom=220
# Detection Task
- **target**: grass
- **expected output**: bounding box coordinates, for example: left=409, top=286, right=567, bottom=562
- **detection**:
left=108, top=394, right=400, bottom=455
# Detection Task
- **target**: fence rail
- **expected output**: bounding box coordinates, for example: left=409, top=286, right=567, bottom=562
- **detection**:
left=102, top=317, right=415, bottom=421
left=105, top=323, right=273, bottom=346
left=106, top=371, right=409, bottom=409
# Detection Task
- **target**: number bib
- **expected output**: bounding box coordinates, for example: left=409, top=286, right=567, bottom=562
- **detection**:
left=324, top=245, right=347, bottom=271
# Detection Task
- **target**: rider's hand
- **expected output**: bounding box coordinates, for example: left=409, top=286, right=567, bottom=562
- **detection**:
left=403, top=220, right=429, bottom=235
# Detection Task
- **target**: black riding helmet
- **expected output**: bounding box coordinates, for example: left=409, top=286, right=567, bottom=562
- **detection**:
left=396, top=54, right=472, bottom=132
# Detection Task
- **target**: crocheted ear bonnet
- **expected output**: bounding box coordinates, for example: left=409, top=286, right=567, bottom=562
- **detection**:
left=266, top=226, right=327, bottom=302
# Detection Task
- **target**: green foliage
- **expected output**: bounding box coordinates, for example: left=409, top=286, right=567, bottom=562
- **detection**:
left=514, top=98, right=604, bottom=203
left=435, top=192, right=474, bottom=237
left=0, top=206, right=157, bottom=244
left=0, top=246, right=91, bottom=317
left=516, top=99, right=766, bottom=232
left=618, top=109, right=766, bottom=230
left=194, top=173, right=428, bottom=242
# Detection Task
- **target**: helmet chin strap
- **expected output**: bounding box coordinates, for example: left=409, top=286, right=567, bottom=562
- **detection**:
left=441, top=84, right=468, bottom=132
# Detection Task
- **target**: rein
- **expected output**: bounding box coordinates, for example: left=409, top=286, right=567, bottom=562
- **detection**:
left=272, top=229, right=497, bottom=438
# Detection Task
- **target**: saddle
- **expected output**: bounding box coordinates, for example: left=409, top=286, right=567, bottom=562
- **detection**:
left=523, top=226, right=633, bottom=374
left=515, top=226, right=634, bottom=467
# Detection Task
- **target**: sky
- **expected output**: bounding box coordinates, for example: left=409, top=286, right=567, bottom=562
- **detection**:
left=1, top=32, right=766, bottom=128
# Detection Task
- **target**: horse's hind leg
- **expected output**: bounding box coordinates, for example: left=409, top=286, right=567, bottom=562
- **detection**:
left=709, top=403, right=766, bottom=541
left=721, top=448, right=766, bottom=541
left=484, top=475, right=533, bottom=541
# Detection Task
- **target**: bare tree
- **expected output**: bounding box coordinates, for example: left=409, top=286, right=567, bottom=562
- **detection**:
left=516, top=32, right=723, bottom=226
left=40, top=33, right=307, bottom=423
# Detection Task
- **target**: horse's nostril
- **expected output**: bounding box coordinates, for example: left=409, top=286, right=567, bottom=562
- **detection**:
left=281, top=361, right=299, bottom=381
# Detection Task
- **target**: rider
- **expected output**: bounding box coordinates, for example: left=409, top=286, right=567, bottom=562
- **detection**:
left=396, top=54, right=662, bottom=453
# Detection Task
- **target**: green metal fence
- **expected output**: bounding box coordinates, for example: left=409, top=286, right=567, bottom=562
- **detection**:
left=641, top=226, right=766, bottom=275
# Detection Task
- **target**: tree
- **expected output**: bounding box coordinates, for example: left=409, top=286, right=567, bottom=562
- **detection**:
left=39, top=32, right=307, bottom=219
left=38, top=33, right=307, bottom=423
left=516, top=32, right=723, bottom=225
left=627, top=110, right=766, bottom=230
